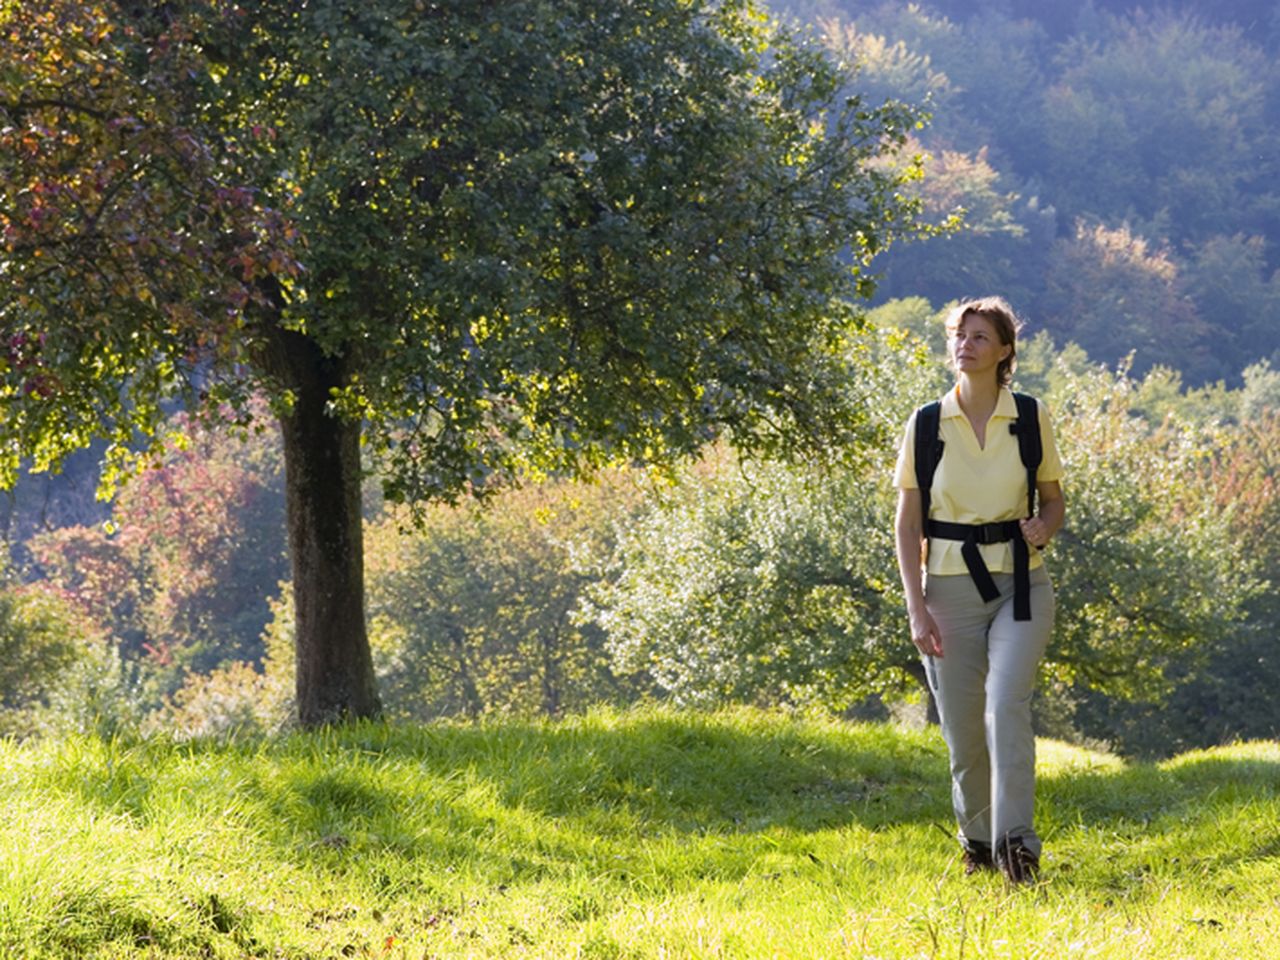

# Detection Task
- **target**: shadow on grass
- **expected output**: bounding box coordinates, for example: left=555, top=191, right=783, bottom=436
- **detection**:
left=365, top=712, right=950, bottom=825
left=242, top=726, right=1280, bottom=893
left=223, top=713, right=956, bottom=872
left=28, top=715, right=1276, bottom=895
left=15, top=713, right=958, bottom=891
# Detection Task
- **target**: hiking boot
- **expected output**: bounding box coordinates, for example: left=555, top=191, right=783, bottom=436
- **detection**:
left=961, top=840, right=994, bottom=876
left=996, top=836, right=1040, bottom=885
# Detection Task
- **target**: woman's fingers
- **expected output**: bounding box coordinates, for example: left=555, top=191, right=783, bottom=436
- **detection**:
left=912, top=614, right=944, bottom=658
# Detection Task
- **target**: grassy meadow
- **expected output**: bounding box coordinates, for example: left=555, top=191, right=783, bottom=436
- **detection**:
left=1, top=706, right=1277, bottom=959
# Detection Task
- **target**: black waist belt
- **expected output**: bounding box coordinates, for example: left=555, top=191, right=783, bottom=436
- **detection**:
left=926, top=519, right=1032, bottom=621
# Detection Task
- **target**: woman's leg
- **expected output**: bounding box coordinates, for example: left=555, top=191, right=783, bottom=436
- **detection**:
left=925, top=573, right=996, bottom=847
left=985, top=566, right=1054, bottom=856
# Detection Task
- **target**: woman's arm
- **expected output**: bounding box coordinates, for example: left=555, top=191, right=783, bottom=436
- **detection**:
left=895, top=487, right=943, bottom=658
left=1019, top=479, right=1064, bottom=548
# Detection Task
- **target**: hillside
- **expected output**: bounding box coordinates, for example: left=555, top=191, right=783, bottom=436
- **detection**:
left=1, top=708, right=1276, bottom=958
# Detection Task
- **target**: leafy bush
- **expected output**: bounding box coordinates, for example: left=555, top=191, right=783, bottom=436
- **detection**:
left=583, top=325, right=941, bottom=710
left=359, top=471, right=650, bottom=720
left=153, top=591, right=295, bottom=738
left=0, top=565, right=124, bottom=738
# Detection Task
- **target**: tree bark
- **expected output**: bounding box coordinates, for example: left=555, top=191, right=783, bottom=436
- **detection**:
left=271, top=329, right=381, bottom=727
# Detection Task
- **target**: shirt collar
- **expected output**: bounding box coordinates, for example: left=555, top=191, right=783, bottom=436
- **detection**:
left=940, top=385, right=1017, bottom=419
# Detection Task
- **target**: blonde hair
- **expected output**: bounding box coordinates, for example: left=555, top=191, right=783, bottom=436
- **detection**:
left=944, top=296, right=1024, bottom=387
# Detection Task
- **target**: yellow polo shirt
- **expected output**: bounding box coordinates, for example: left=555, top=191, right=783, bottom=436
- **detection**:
left=894, top=387, right=1064, bottom=576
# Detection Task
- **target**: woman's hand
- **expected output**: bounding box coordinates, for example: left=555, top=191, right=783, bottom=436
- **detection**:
left=1019, top=516, right=1051, bottom=549
left=1021, top=480, right=1065, bottom=549
left=909, top=607, right=944, bottom=659
left=896, top=486, right=944, bottom=658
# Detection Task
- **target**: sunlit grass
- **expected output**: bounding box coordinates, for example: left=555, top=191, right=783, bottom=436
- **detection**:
left=1, top=706, right=1277, bottom=958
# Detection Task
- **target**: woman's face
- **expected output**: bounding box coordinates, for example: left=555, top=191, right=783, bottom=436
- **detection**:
left=948, top=312, right=1011, bottom=380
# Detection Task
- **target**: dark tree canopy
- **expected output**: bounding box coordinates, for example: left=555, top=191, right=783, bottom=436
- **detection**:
left=2, top=0, right=927, bottom=724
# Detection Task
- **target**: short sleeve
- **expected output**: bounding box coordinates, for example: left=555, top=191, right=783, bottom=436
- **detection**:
left=894, top=411, right=918, bottom=489
left=1035, top=400, right=1064, bottom=483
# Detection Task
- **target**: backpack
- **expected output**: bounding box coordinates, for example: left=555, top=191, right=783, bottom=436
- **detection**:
left=912, top=392, right=1043, bottom=620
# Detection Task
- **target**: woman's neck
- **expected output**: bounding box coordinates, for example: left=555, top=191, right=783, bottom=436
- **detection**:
left=955, top=373, right=1001, bottom=415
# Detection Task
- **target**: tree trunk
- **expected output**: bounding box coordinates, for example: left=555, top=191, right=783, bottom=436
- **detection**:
left=273, top=330, right=381, bottom=727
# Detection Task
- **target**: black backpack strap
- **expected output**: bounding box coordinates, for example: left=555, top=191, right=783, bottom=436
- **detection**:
left=913, top=400, right=943, bottom=525
left=1008, top=392, right=1043, bottom=621
left=1009, top=392, right=1042, bottom=519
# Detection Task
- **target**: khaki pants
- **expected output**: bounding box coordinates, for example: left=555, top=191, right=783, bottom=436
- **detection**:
left=923, top=566, right=1054, bottom=856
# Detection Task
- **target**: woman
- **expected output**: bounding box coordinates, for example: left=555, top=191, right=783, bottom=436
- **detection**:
left=893, top=296, right=1065, bottom=884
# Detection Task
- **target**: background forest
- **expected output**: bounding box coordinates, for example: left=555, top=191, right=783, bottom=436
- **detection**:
left=4, top=0, right=1280, bottom=758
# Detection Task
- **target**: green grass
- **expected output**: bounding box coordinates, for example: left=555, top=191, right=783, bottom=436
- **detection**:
left=1, top=706, right=1277, bottom=958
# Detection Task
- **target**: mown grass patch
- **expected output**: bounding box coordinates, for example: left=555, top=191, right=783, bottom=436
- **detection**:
left=1, top=706, right=1277, bottom=958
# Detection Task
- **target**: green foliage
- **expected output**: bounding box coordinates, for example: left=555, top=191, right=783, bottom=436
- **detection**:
left=1011, top=331, right=1096, bottom=401
left=0, top=562, right=119, bottom=737
left=2, top=710, right=1279, bottom=957
left=1238, top=360, right=1280, bottom=420
left=1131, top=365, right=1237, bottom=427
left=3, top=0, right=932, bottom=723
left=154, top=590, right=296, bottom=738
left=362, top=473, right=651, bottom=719
left=1042, top=358, right=1259, bottom=705
left=586, top=309, right=1260, bottom=746
left=1084, top=408, right=1280, bottom=758
left=1042, top=10, right=1278, bottom=245
left=814, top=8, right=1057, bottom=311
left=586, top=451, right=911, bottom=709
left=583, top=328, right=940, bottom=709
left=1021, top=8, right=1280, bottom=383
left=0, top=578, right=78, bottom=718
left=1, top=0, right=929, bottom=503
left=818, top=16, right=956, bottom=117
left=872, top=141, right=1056, bottom=308
left=155, top=470, right=650, bottom=733
left=0, top=1, right=290, bottom=493
left=863, top=295, right=950, bottom=360
left=836, top=2, right=1051, bottom=159
left=791, top=3, right=1280, bottom=385
left=1181, top=234, right=1280, bottom=377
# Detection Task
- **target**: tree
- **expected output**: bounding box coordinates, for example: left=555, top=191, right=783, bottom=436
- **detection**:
left=1039, top=357, right=1259, bottom=725
left=28, top=403, right=287, bottom=687
left=1065, top=401, right=1280, bottom=756
left=582, top=324, right=943, bottom=711
left=1040, top=219, right=1214, bottom=380
left=363, top=471, right=648, bottom=720
left=1040, top=10, right=1279, bottom=245
left=833, top=3, right=1052, bottom=169
left=1, top=0, right=928, bottom=725
left=1181, top=234, right=1280, bottom=377
left=584, top=448, right=914, bottom=710
left=811, top=10, right=1057, bottom=311
left=870, top=141, right=1056, bottom=309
